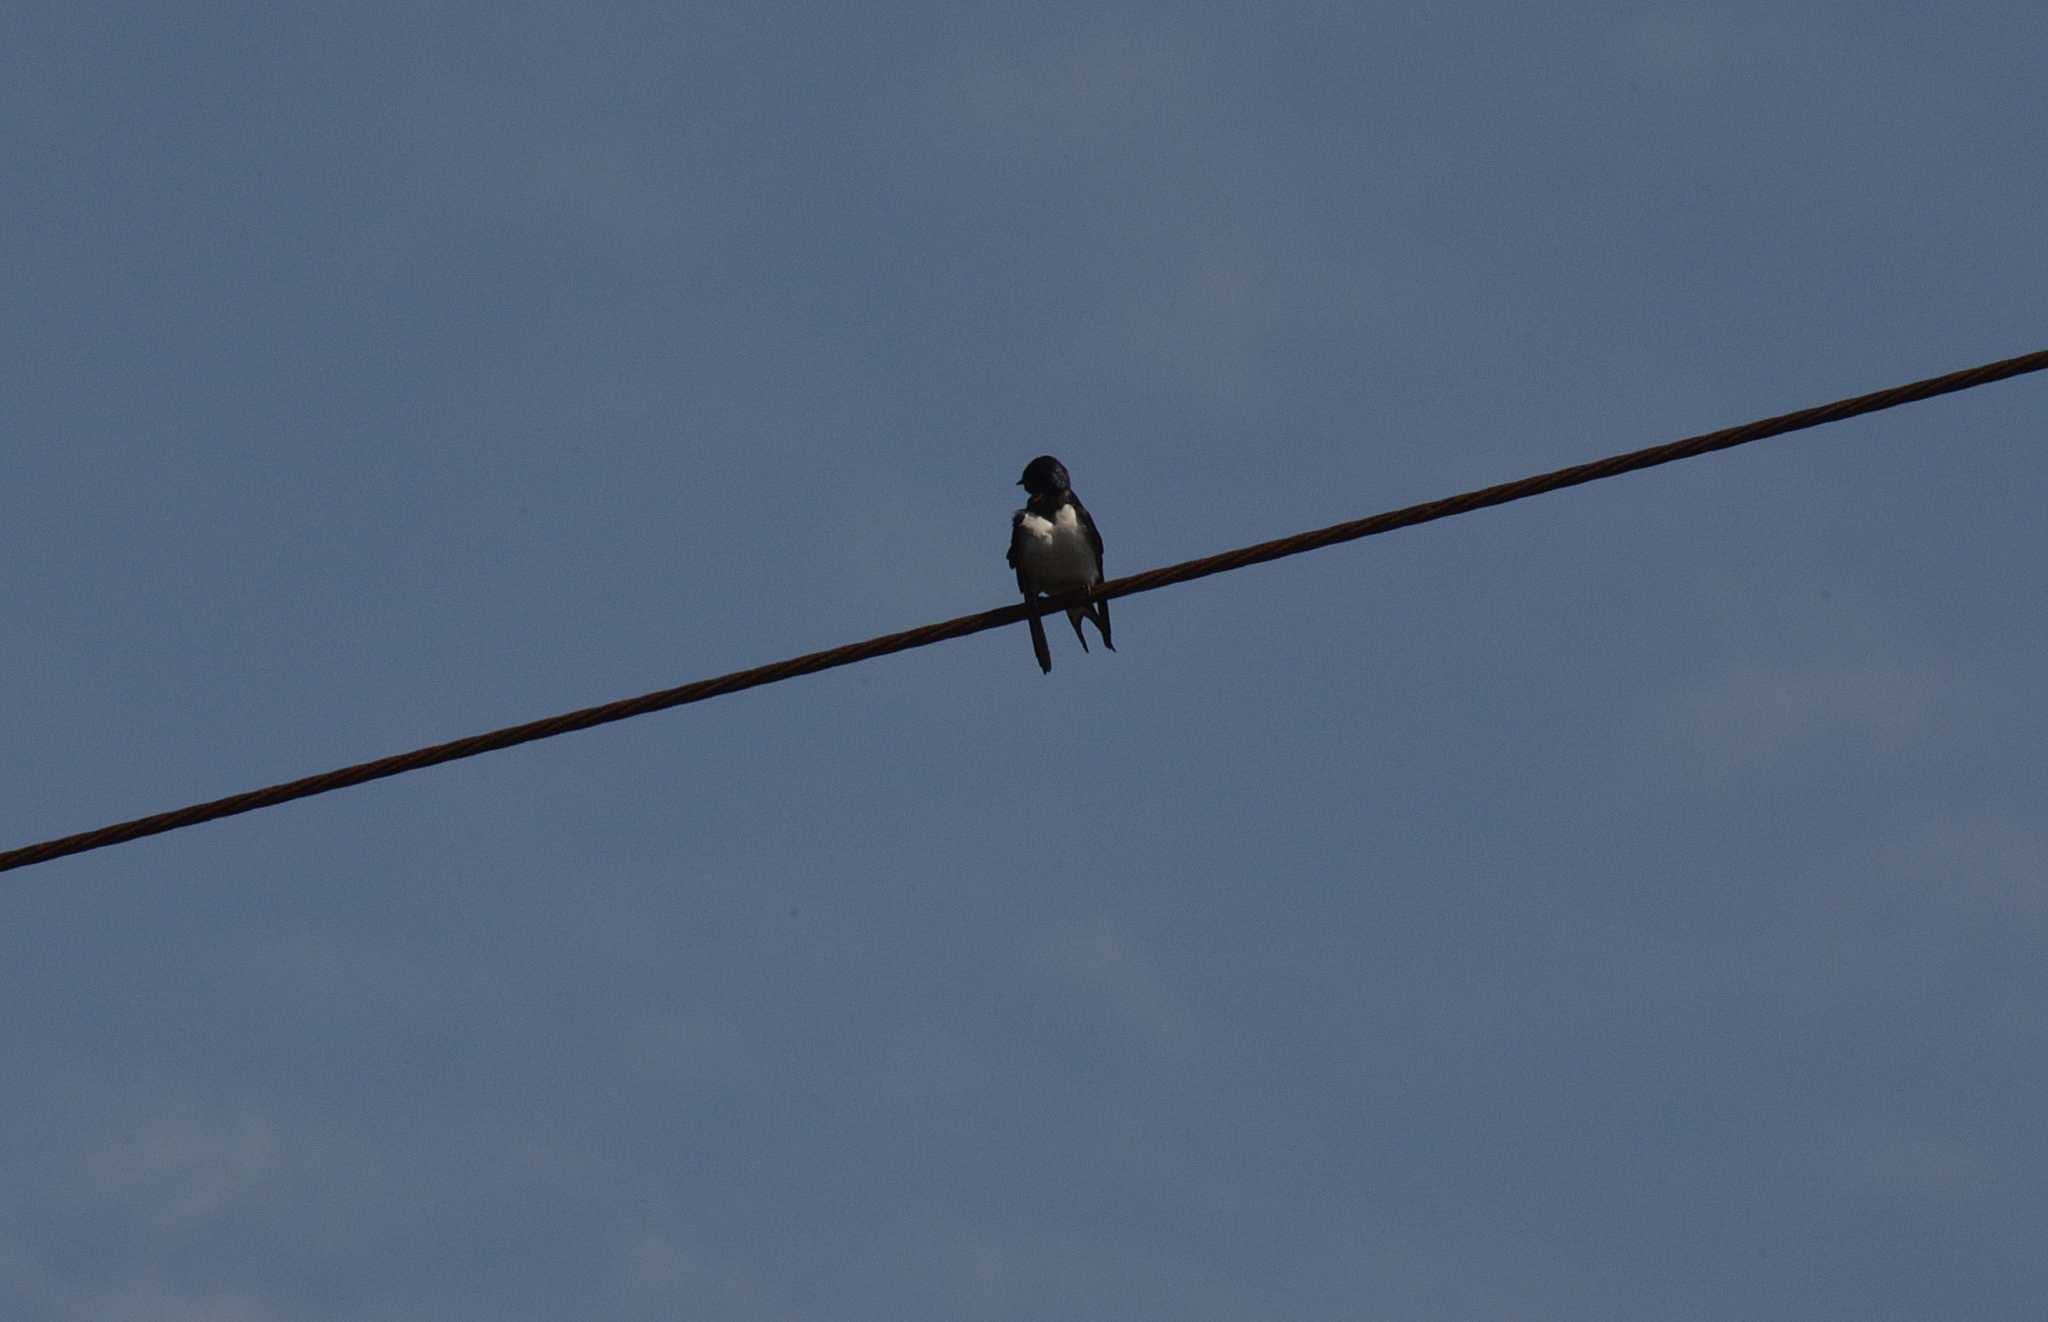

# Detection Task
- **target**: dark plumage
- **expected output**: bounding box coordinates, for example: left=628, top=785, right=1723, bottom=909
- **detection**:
left=1005, top=456, right=1113, bottom=674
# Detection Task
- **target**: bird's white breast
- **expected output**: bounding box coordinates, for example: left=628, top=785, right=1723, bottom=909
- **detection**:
left=1015, top=504, right=1098, bottom=591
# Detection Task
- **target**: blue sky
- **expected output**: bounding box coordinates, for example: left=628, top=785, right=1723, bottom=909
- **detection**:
left=4, top=4, right=2045, bottom=1319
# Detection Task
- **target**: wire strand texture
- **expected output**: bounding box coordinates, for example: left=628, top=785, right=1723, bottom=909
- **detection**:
left=5, top=348, right=2045, bottom=874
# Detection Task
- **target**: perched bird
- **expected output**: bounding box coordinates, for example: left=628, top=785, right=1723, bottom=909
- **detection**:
left=1006, top=455, right=1113, bottom=674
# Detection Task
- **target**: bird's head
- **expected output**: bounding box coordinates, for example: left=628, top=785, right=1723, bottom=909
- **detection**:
left=1017, top=455, right=1071, bottom=497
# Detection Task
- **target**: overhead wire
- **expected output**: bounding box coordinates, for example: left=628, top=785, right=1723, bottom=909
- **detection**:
left=4, top=347, right=2044, bottom=874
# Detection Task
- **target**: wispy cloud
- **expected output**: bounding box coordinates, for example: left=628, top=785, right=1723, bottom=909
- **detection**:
left=934, top=19, right=1201, bottom=143
left=621, top=1009, right=755, bottom=1086
left=1608, top=6, right=1724, bottom=94
left=1878, top=813, right=2048, bottom=919
left=1667, top=660, right=1938, bottom=773
left=53, top=1277, right=274, bottom=1322
left=1041, top=917, right=1187, bottom=1049
left=611, top=1226, right=789, bottom=1321
left=80, top=1093, right=281, bottom=1232
left=1819, top=1118, right=2004, bottom=1199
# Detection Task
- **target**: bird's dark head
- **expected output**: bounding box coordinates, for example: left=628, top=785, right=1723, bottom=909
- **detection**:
left=1018, top=455, right=1071, bottom=496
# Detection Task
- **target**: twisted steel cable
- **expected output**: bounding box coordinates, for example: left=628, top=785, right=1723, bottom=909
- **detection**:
left=5, top=348, right=2044, bottom=874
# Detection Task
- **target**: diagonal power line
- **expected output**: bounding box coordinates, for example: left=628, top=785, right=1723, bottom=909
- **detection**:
left=5, top=348, right=2045, bottom=875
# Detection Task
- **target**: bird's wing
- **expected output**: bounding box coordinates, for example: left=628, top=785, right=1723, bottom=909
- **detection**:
left=1011, top=510, right=1053, bottom=672
left=1006, top=508, right=1028, bottom=585
left=1073, top=497, right=1105, bottom=576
